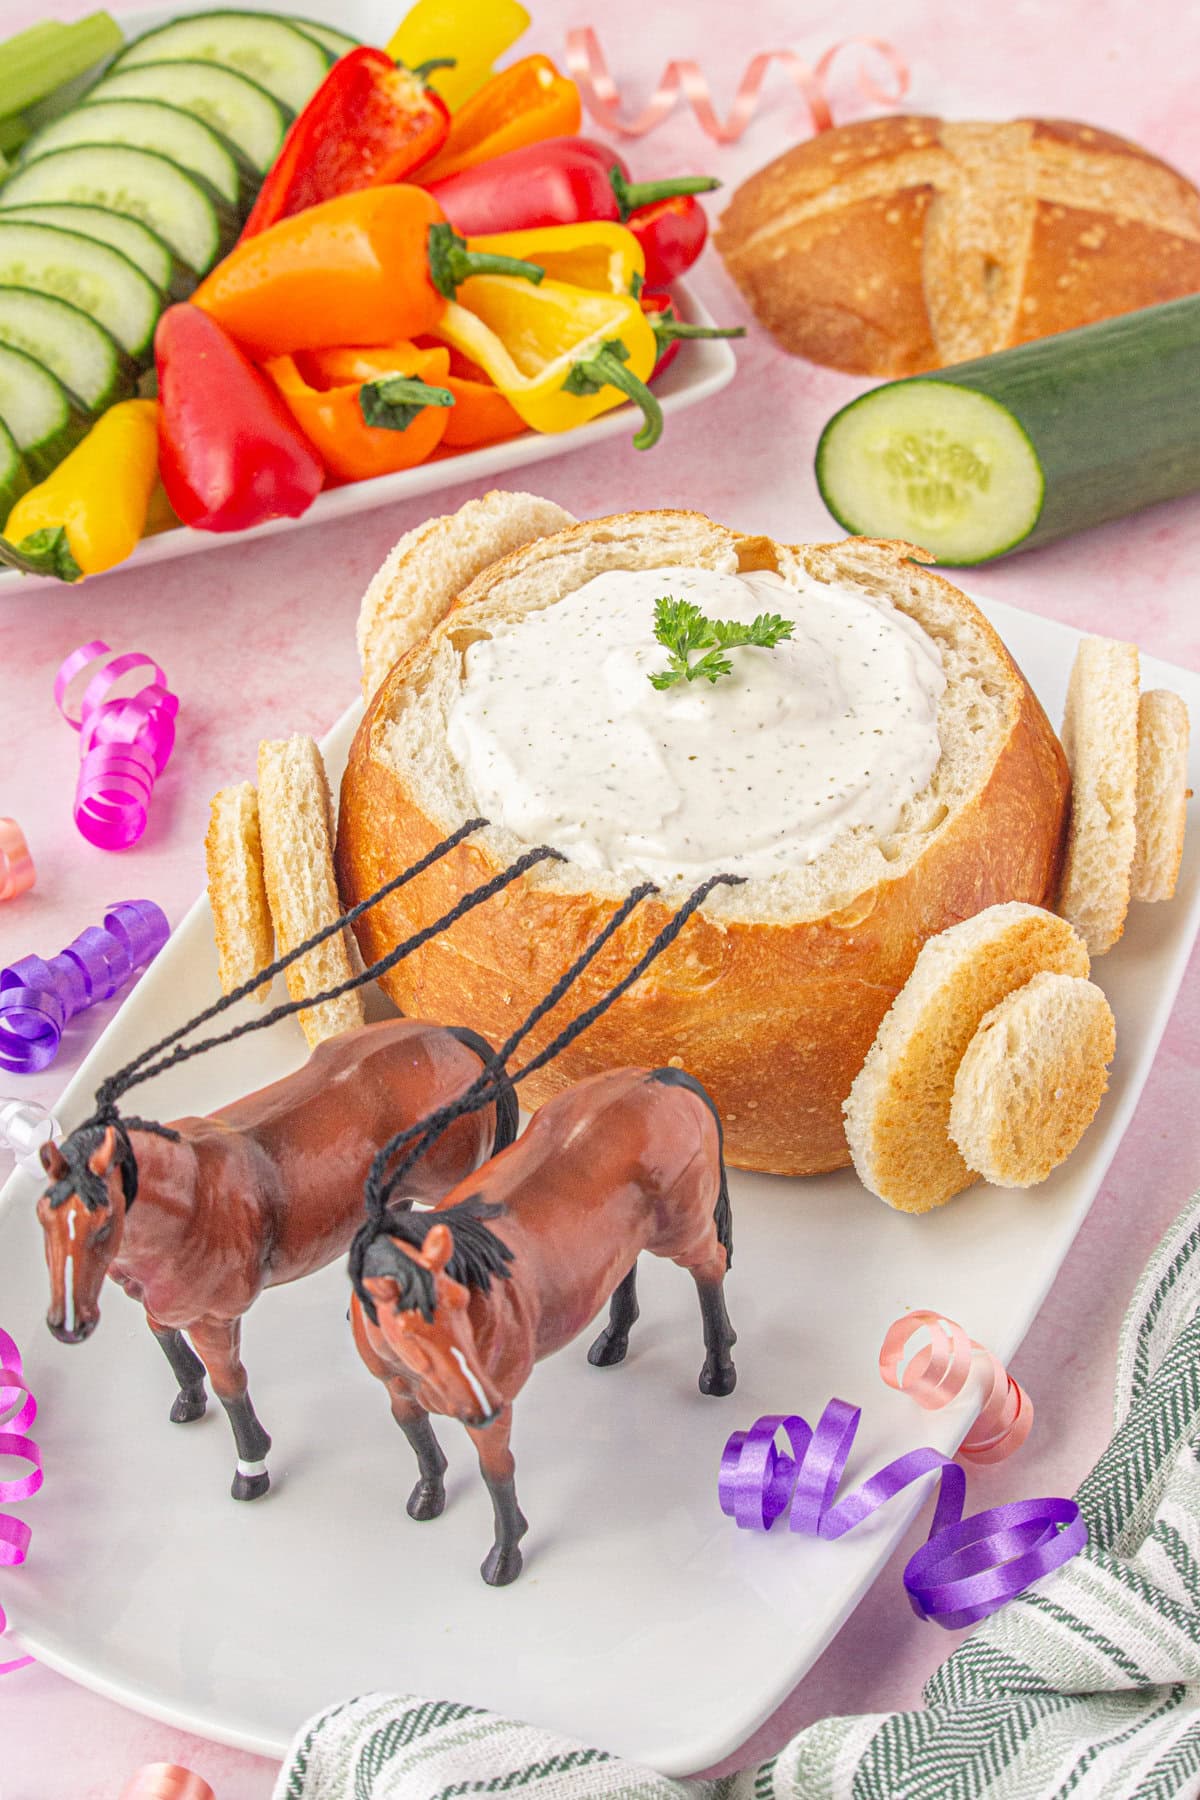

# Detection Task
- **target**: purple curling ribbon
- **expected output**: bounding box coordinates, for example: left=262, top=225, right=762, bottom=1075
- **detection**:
left=719, top=1399, right=1087, bottom=1628
left=0, top=900, right=169, bottom=1074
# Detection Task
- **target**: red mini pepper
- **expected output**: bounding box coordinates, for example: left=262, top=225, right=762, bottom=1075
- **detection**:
left=640, top=290, right=747, bottom=379
left=241, top=47, right=453, bottom=239
left=154, top=304, right=324, bottom=532
left=425, top=136, right=720, bottom=284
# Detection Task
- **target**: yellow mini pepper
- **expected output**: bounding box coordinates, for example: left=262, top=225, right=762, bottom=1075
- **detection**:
left=467, top=222, right=645, bottom=296
left=1, top=399, right=159, bottom=580
left=387, top=0, right=530, bottom=112
left=432, top=276, right=664, bottom=448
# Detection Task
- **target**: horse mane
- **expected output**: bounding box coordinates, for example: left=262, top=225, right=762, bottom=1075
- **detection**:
left=360, top=1196, right=514, bottom=1322
left=44, top=1115, right=179, bottom=1210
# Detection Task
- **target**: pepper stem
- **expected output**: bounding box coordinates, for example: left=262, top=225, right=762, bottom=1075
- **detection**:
left=0, top=526, right=82, bottom=582
left=409, top=56, right=457, bottom=81
left=652, top=317, right=747, bottom=345
left=564, top=341, right=664, bottom=450
left=609, top=166, right=721, bottom=221
left=360, top=374, right=456, bottom=432
left=427, top=222, right=545, bottom=299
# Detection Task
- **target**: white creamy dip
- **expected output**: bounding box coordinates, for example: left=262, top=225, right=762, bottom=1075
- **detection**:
left=446, top=566, right=946, bottom=882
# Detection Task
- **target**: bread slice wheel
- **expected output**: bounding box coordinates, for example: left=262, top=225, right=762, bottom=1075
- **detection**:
left=205, top=782, right=274, bottom=1003
left=357, top=489, right=576, bottom=701
left=948, top=970, right=1115, bottom=1188
left=257, top=735, right=364, bottom=1048
left=1131, top=689, right=1190, bottom=903
left=1056, top=634, right=1140, bottom=955
left=843, top=901, right=1089, bottom=1211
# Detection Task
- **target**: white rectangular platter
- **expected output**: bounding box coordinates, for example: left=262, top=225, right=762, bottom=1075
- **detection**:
left=1, top=594, right=1198, bottom=1775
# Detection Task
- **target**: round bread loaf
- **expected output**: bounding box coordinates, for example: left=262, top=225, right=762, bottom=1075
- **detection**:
left=335, top=509, right=1070, bottom=1176
left=715, top=117, right=1200, bottom=376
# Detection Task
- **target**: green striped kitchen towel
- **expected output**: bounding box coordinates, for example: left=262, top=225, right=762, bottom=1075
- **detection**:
left=274, top=1189, right=1200, bottom=1800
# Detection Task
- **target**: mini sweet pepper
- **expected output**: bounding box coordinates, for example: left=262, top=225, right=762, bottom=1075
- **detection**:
left=387, top=0, right=530, bottom=112
left=264, top=343, right=456, bottom=482
left=415, top=55, right=580, bottom=184
left=432, top=275, right=664, bottom=447
left=155, top=303, right=325, bottom=532
left=0, top=398, right=159, bottom=580
left=467, top=221, right=644, bottom=295
left=192, top=186, right=546, bottom=359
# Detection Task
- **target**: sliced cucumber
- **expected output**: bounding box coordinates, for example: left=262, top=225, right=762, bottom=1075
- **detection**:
left=24, top=98, right=243, bottom=210
left=87, top=58, right=289, bottom=175
left=0, top=202, right=188, bottom=299
left=0, top=144, right=236, bottom=273
left=112, top=12, right=332, bottom=113
left=0, top=340, right=91, bottom=481
left=0, top=222, right=161, bottom=363
left=816, top=296, right=1200, bottom=563
left=289, top=17, right=358, bottom=58
left=0, top=412, right=31, bottom=522
left=0, top=287, right=135, bottom=412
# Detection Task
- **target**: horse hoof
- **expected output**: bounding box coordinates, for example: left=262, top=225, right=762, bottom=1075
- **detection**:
left=407, top=1481, right=446, bottom=1522
left=231, top=1469, right=271, bottom=1502
left=700, top=1361, right=737, bottom=1397
left=170, top=1387, right=207, bottom=1424
left=587, top=1330, right=629, bottom=1368
left=481, top=1544, right=524, bottom=1587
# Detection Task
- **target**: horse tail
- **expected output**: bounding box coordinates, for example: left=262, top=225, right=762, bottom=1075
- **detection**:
left=445, top=1024, right=520, bottom=1157
left=648, top=1066, right=732, bottom=1270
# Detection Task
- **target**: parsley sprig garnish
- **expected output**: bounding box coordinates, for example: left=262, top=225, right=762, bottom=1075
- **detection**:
left=648, top=593, right=794, bottom=689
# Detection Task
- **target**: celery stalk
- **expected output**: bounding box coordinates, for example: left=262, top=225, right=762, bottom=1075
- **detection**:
left=0, top=11, right=123, bottom=121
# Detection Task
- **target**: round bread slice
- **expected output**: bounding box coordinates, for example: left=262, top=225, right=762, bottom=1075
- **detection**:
left=357, top=489, right=576, bottom=701
left=1056, top=634, right=1140, bottom=955
left=843, top=903, right=1089, bottom=1211
left=336, top=514, right=1071, bottom=1176
left=205, top=781, right=274, bottom=1004
left=949, top=970, right=1115, bottom=1188
left=257, top=735, right=365, bottom=1049
left=1131, top=689, right=1190, bottom=903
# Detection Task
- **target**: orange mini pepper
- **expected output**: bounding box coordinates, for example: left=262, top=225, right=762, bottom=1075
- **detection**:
left=416, top=56, right=581, bottom=184
left=191, top=186, right=545, bottom=359
left=264, top=343, right=455, bottom=483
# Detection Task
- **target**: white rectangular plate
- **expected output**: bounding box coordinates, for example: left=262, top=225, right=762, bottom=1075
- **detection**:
left=0, top=280, right=735, bottom=591
left=2, top=595, right=1199, bottom=1775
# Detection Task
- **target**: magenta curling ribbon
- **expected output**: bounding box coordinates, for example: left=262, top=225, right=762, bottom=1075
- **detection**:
left=0, top=1327, right=41, bottom=1674
left=55, top=639, right=178, bottom=850
left=0, top=899, right=170, bottom=1074
left=719, top=1400, right=1087, bottom=1628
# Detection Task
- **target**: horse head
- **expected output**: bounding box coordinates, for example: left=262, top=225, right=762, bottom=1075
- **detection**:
left=362, top=1222, right=505, bottom=1429
left=36, top=1124, right=131, bottom=1343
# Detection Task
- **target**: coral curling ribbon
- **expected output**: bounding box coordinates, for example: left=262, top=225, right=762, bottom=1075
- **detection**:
left=880, top=1309, right=1034, bottom=1464
left=718, top=1400, right=1086, bottom=1629
left=55, top=639, right=179, bottom=850
left=565, top=28, right=909, bottom=143
left=0, top=1328, right=42, bottom=1674
left=0, top=820, right=35, bottom=902
left=0, top=899, right=170, bottom=1073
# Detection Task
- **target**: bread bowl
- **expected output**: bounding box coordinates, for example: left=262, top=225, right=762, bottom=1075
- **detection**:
left=335, top=507, right=1070, bottom=1176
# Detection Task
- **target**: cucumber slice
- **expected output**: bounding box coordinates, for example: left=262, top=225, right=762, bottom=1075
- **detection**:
left=0, top=287, right=135, bottom=411
left=0, top=143, right=236, bottom=273
left=24, top=97, right=243, bottom=209
left=87, top=58, right=289, bottom=175
left=289, top=17, right=358, bottom=58
left=112, top=12, right=332, bottom=113
left=0, top=202, right=188, bottom=299
left=0, top=340, right=91, bottom=481
left=816, top=296, right=1200, bottom=563
left=0, top=412, right=31, bottom=521
left=0, top=222, right=161, bottom=363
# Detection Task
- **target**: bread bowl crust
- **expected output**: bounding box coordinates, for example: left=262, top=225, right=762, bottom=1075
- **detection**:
left=335, top=518, right=1069, bottom=1176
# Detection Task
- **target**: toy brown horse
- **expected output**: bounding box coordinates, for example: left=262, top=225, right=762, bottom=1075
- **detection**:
left=351, top=1064, right=737, bottom=1585
left=36, top=1018, right=516, bottom=1500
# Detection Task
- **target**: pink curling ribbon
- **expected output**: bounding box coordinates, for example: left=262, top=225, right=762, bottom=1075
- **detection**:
left=0, top=1328, right=42, bottom=1675
left=0, top=820, right=35, bottom=902
left=55, top=639, right=179, bottom=850
left=880, top=1309, right=1034, bottom=1464
left=120, top=1766, right=215, bottom=1800
left=719, top=1400, right=1086, bottom=1628
left=0, top=898, right=170, bottom=1074
left=565, top=28, right=909, bottom=143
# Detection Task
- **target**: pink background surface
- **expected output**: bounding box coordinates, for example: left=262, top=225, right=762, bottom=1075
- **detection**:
left=3, top=0, right=1200, bottom=1791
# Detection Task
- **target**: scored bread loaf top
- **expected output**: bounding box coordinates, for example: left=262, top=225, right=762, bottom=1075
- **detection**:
left=716, top=116, right=1200, bottom=375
